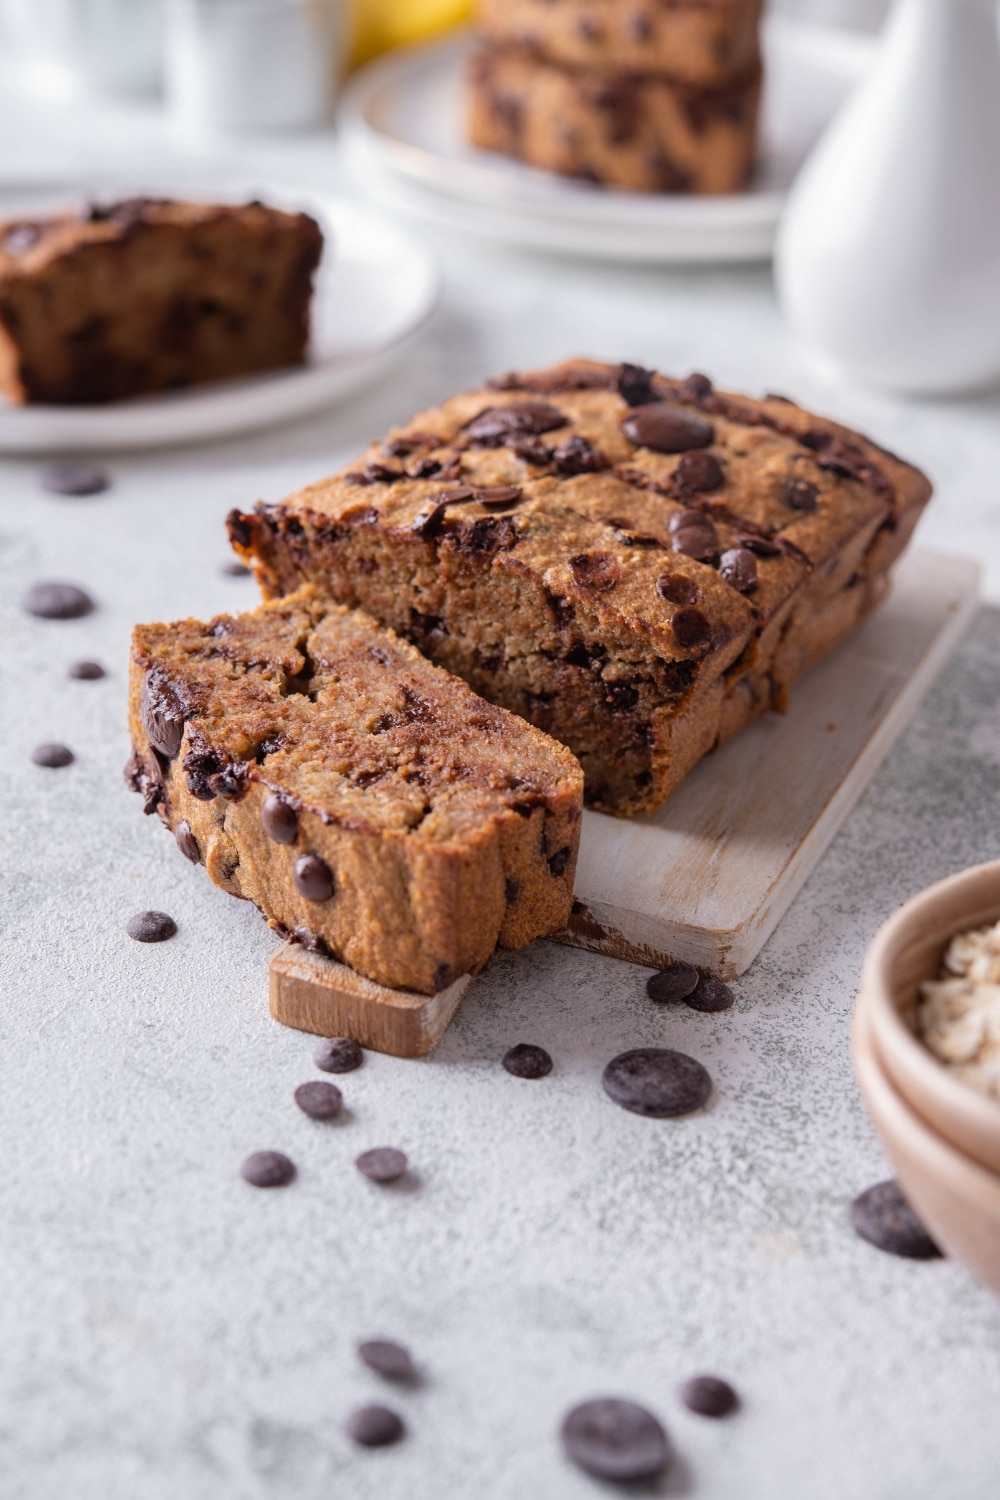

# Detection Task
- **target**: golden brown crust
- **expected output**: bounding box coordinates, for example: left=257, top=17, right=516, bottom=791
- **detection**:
left=227, top=360, right=932, bottom=818
left=126, top=588, right=583, bottom=993
left=475, top=0, right=763, bottom=85
left=467, top=43, right=760, bottom=194
left=0, top=197, right=322, bottom=404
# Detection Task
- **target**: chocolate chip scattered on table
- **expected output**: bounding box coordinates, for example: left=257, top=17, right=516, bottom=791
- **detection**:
left=686, top=977, right=735, bottom=1013
left=294, top=1080, right=343, bottom=1120
left=356, top=1147, right=408, bottom=1184
left=40, top=462, right=110, bottom=496
left=502, top=1043, right=553, bottom=1079
left=315, top=1037, right=363, bottom=1074
left=603, top=1048, right=712, bottom=1118
left=68, top=659, right=106, bottom=680
left=126, top=910, right=177, bottom=943
left=679, top=1375, right=739, bottom=1418
left=357, top=1340, right=416, bottom=1381
left=346, top=1404, right=405, bottom=1448
left=240, top=1150, right=296, bottom=1188
left=850, top=1179, right=943, bottom=1260
left=31, top=743, right=74, bottom=768
left=22, top=581, right=95, bottom=620
left=646, top=964, right=700, bottom=1003
left=561, top=1397, right=672, bottom=1482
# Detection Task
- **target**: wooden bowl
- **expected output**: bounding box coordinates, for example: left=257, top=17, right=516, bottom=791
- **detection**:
left=853, top=1009, right=1000, bottom=1295
left=857, top=860, right=1000, bottom=1176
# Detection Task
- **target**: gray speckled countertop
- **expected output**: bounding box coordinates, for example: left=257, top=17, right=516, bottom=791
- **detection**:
left=3, top=72, right=1000, bottom=1500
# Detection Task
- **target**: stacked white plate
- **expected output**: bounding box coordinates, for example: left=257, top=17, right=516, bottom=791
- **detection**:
left=339, top=14, right=874, bottom=265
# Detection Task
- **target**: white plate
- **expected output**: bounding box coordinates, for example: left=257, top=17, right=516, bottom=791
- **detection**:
left=340, top=16, right=874, bottom=264
left=0, top=181, right=440, bottom=453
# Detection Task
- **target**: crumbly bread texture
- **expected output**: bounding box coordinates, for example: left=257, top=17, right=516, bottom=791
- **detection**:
left=227, top=360, right=932, bottom=818
left=126, top=588, right=583, bottom=994
left=0, top=197, right=322, bottom=405
left=467, top=44, right=759, bottom=194
left=475, top=0, right=763, bottom=87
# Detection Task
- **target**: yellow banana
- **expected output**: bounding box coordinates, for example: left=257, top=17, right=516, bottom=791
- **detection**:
left=348, top=0, right=473, bottom=69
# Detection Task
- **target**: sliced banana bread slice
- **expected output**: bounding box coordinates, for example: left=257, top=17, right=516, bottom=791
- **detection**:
left=126, top=588, right=583, bottom=994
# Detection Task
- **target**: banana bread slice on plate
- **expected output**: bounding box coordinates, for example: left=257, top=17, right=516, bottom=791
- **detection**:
left=0, top=197, right=322, bottom=405
left=228, top=359, right=932, bottom=818
left=126, top=588, right=583, bottom=994
left=474, top=0, right=763, bottom=87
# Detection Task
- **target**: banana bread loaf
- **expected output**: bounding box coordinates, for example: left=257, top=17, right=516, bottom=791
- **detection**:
left=467, top=44, right=760, bottom=194
left=126, top=588, right=583, bottom=994
left=227, top=360, right=932, bottom=819
left=475, top=0, right=763, bottom=87
left=0, top=197, right=322, bottom=405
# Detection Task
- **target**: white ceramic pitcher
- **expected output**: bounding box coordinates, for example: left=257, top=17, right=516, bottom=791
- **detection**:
left=775, top=0, right=1000, bottom=395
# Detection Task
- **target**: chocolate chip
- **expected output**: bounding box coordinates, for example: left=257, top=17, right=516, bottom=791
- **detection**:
left=569, top=551, right=620, bottom=591
left=175, top=820, right=200, bottom=863
left=356, top=1147, right=408, bottom=1183
left=548, top=847, right=570, bottom=876
left=346, top=1405, right=405, bottom=1447
left=685, top=977, right=735, bottom=1012
left=783, top=476, right=819, bottom=511
left=671, top=607, right=713, bottom=649
left=357, top=1340, right=415, bottom=1381
left=126, top=910, right=177, bottom=943
left=674, top=450, right=724, bottom=493
left=509, top=434, right=551, bottom=465
left=615, top=362, right=657, bottom=407
left=475, top=484, right=523, bottom=509
left=850, top=1180, right=943, bottom=1260
left=345, top=461, right=405, bottom=486
left=68, top=659, right=105, bottom=679
left=561, top=1398, right=672, bottom=1482
left=502, top=1043, right=553, bottom=1079
left=262, top=793, right=299, bottom=845
left=221, top=561, right=251, bottom=577
left=240, top=1150, right=296, bottom=1188
left=552, top=434, right=607, bottom=475
left=622, top=402, right=714, bottom=453
left=682, top=371, right=713, bottom=401
left=22, top=582, right=95, bottom=620
left=464, top=401, right=567, bottom=446
left=668, top=507, right=706, bottom=533
left=31, top=742, right=74, bottom=767
left=294, top=853, right=334, bottom=903
left=3, top=224, right=40, bottom=254
left=718, top=548, right=758, bottom=594
left=434, top=484, right=475, bottom=503
left=679, top=1375, right=739, bottom=1418
left=40, top=463, right=110, bottom=497
left=656, top=574, right=701, bottom=606
left=646, top=963, right=699, bottom=1002
left=141, top=670, right=185, bottom=760
left=602, top=1047, right=712, bottom=1117
left=294, top=1080, right=343, bottom=1119
left=672, top=524, right=717, bottom=562
left=315, top=1036, right=363, bottom=1073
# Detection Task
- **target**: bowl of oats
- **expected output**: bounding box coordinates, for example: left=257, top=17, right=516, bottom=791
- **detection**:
left=857, top=860, right=1000, bottom=1179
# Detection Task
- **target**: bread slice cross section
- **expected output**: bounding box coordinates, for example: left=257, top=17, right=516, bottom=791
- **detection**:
left=126, top=587, right=583, bottom=994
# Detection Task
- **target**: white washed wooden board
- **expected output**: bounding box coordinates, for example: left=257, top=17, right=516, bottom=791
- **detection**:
left=560, top=549, right=979, bottom=978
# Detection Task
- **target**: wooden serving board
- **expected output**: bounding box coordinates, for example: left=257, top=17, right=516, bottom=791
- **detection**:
left=560, top=550, right=979, bottom=979
left=270, top=945, right=474, bottom=1057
